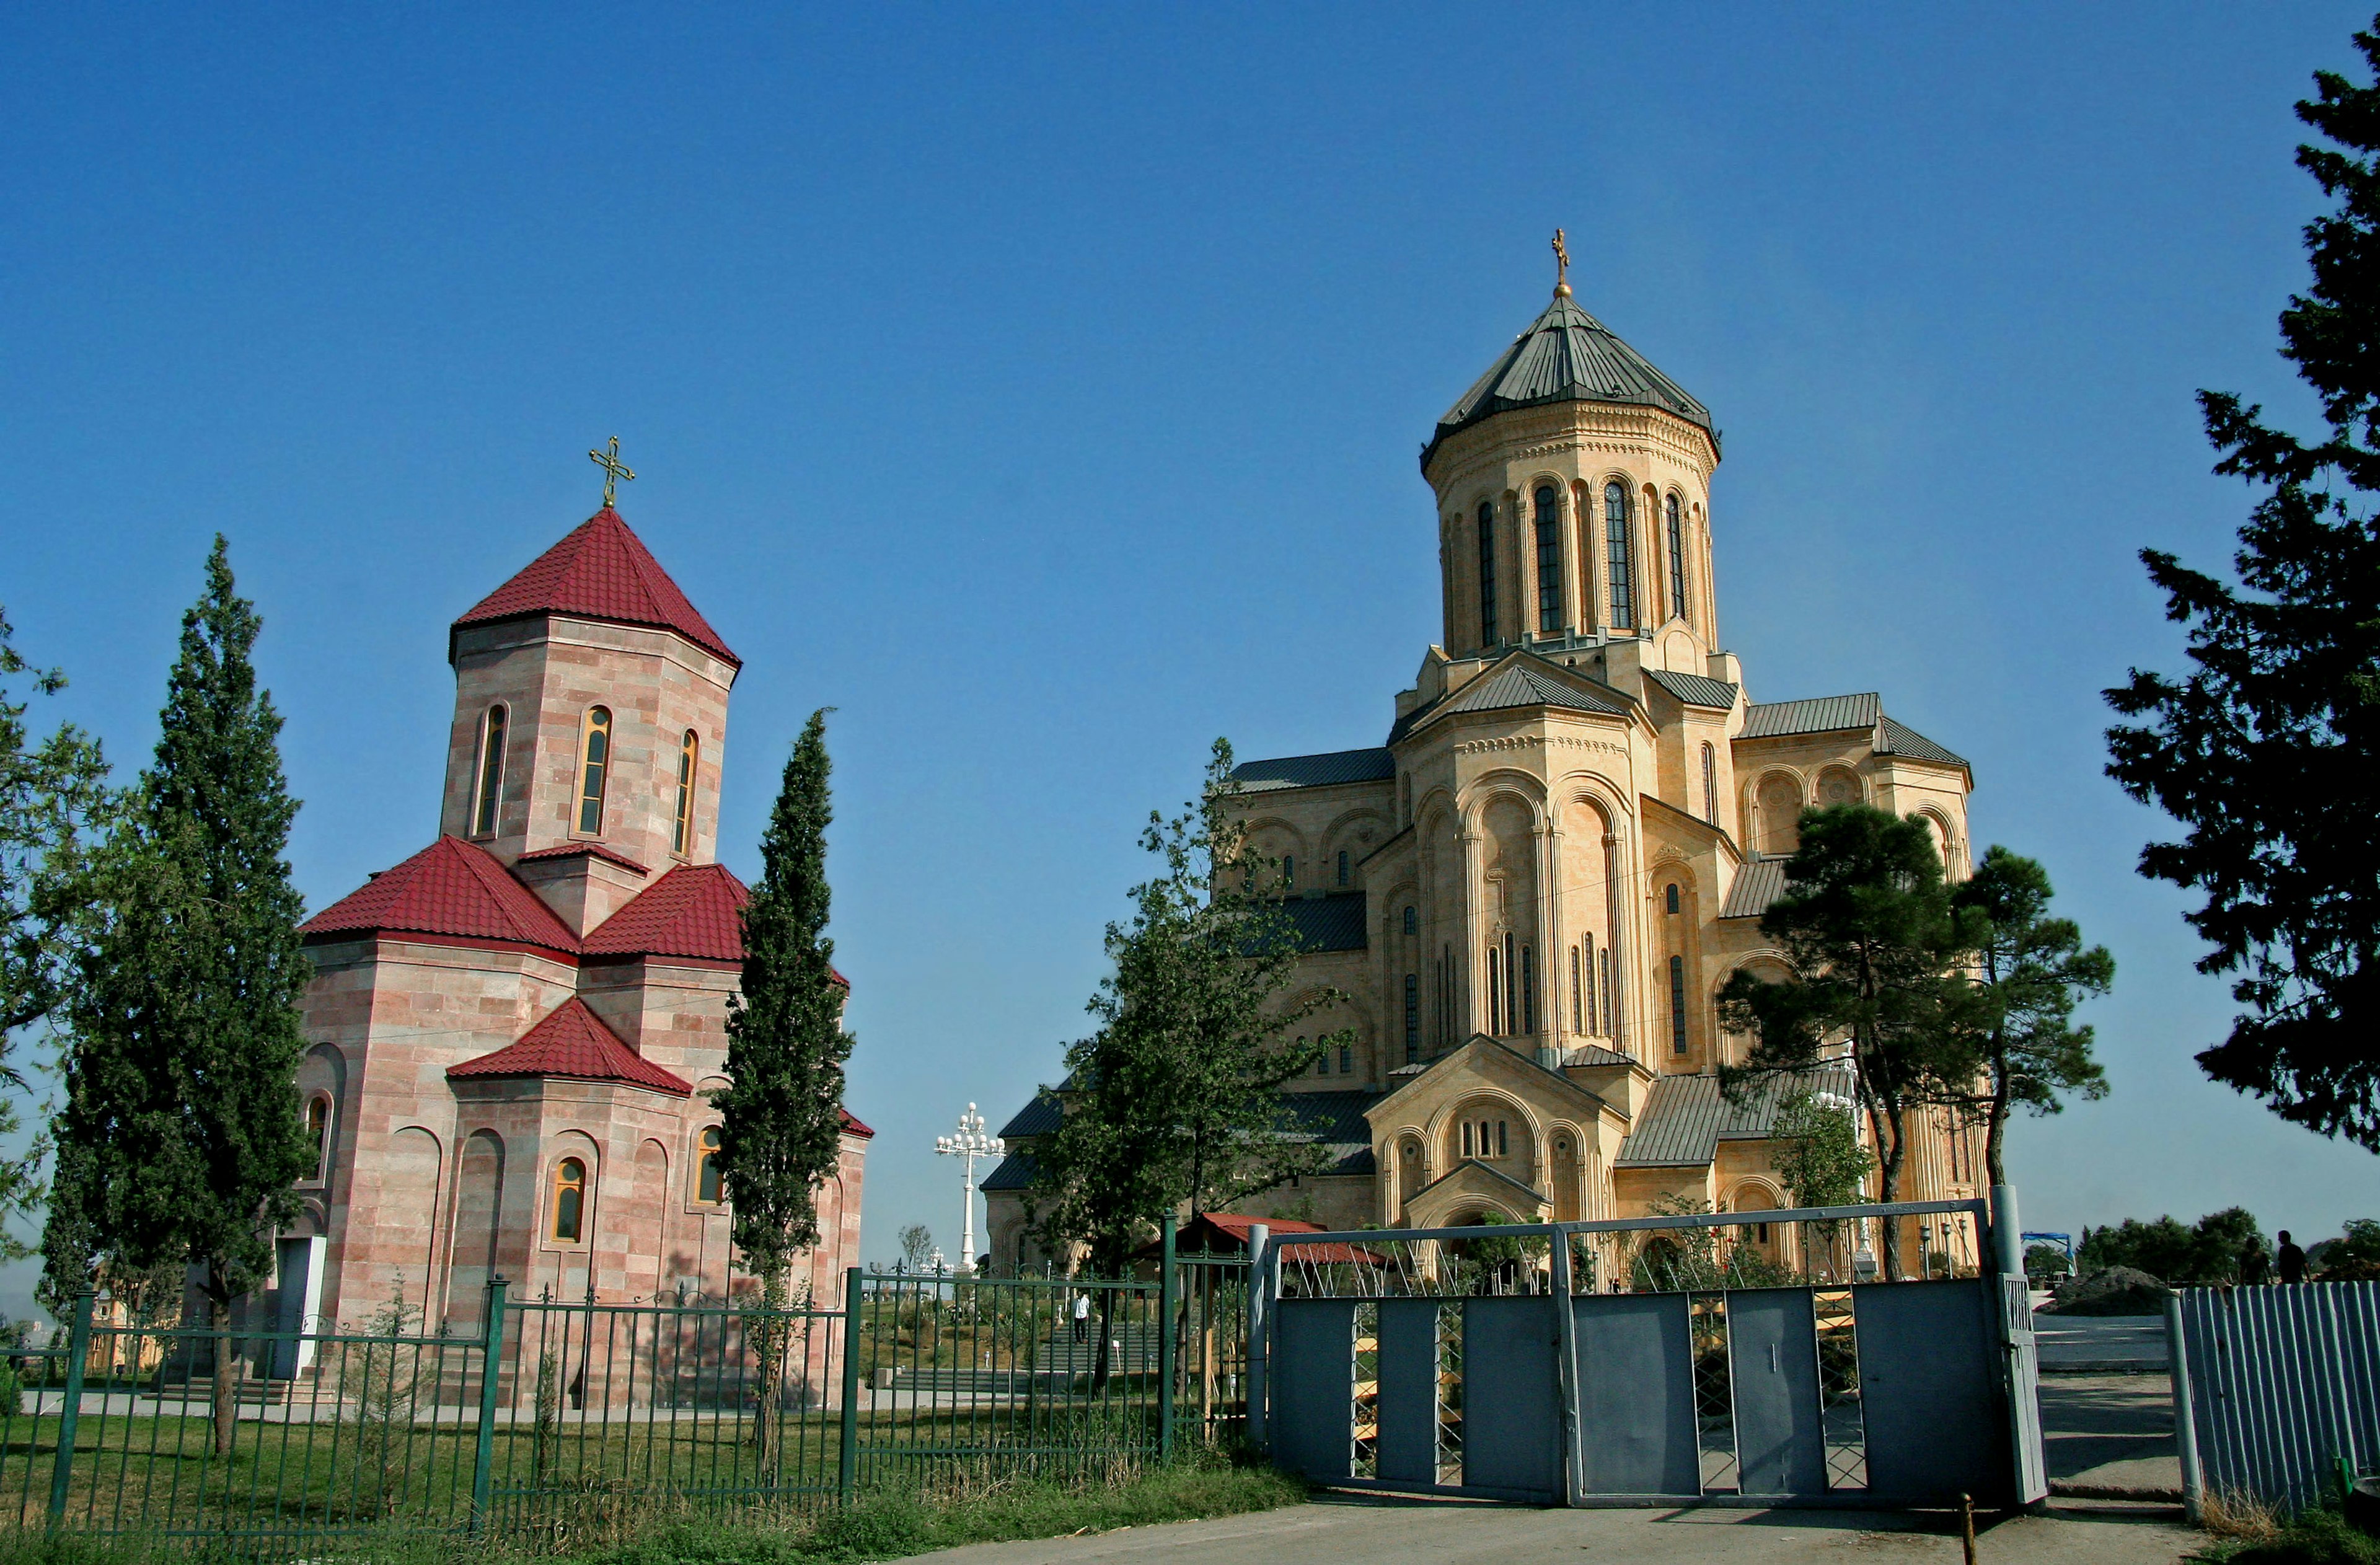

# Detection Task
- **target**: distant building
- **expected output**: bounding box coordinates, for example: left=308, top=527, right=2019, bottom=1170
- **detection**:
left=985, top=270, right=1977, bottom=1271
left=289, top=502, right=869, bottom=1333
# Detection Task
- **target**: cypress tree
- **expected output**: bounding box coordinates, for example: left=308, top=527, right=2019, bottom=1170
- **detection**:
left=43, top=537, right=312, bottom=1455
left=712, top=710, right=853, bottom=1456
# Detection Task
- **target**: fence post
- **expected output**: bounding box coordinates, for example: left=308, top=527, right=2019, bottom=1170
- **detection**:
left=837, top=1267, right=862, bottom=1505
left=1158, top=1212, right=1176, bottom=1465
left=1245, top=1223, right=1269, bottom=1456
left=469, top=1276, right=509, bottom=1538
left=2165, top=1291, right=2203, bottom=1523
left=46, top=1290, right=94, bottom=1527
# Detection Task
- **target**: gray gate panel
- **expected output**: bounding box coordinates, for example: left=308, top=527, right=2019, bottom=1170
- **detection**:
left=1727, top=1287, right=1827, bottom=1496
left=1853, top=1281, right=2009, bottom=1505
left=1375, top=1300, right=1440, bottom=1486
left=1463, top=1295, right=1563, bottom=1501
left=1572, top=1292, right=1698, bottom=1497
left=1272, top=1299, right=1354, bottom=1482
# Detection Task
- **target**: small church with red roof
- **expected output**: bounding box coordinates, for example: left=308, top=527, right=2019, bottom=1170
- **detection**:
left=290, top=496, right=869, bottom=1333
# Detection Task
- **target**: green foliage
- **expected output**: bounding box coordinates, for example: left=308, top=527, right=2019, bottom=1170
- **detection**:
left=1028, top=740, right=1344, bottom=1276
left=897, top=1225, right=935, bottom=1272
left=2078, top=1207, right=2265, bottom=1284
left=1770, top=1090, right=1868, bottom=1209
left=2104, top=21, right=2380, bottom=1153
left=43, top=537, right=312, bottom=1330
left=2202, top=1505, right=2380, bottom=1565
left=2316, top=1217, right=2380, bottom=1279
left=2024, top=1242, right=2072, bottom=1281
left=1627, top=1196, right=1789, bottom=1292
left=1715, top=803, right=1980, bottom=1273
left=715, top=710, right=856, bottom=1298
left=1948, top=847, right=2116, bottom=1186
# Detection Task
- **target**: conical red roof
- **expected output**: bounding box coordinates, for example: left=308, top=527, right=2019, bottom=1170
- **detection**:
left=584, top=862, right=851, bottom=987
left=452, top=507, right=738, bottom=666
left=447, top=997, right=692, bottom=1095
left=302, top=835, right=581, bottom=956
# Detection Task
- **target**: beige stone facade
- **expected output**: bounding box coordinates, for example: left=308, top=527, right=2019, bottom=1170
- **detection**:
left=985, top=282, right=1979, bottom=1272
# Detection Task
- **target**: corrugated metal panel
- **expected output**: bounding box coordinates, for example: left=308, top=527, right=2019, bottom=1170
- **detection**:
left=1644, top=669, right=1739, bottom=710
left=2175, top=1282, right=2380, bottom=1512
left=996, top=1091, right=1062, bottom=1140
left=1441, top=661, right=1633, bottom=719
left=1876, top=716, right=1970, bottom=770
left=1739, top=694, right=1881, bottom=739
left=1719, top=859, right=1789, bottom=920
left=1613, top=1074, right=1723, bottom=1166
left=1250, top=893, right=1368, bottom=954
left=1233, top=747, right=1398, bottom=792
left=979, top=1150, right=1039, bottom=1192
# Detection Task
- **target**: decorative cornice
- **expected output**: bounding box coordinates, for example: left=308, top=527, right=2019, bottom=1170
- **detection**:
left=1456, top=734, right=1628, bottom=758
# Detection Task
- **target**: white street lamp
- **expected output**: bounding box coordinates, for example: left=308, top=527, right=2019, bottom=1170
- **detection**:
left=935, top=1103, right=1003, bottom=1276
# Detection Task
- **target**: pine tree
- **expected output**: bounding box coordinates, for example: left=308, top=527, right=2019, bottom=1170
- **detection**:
left=1946, top=849, right=2115, bottom=1188
left=2105, top=20, right=2380, bottom=1152
left=1716, top=803, right=1979, bottom=1278
left=43, top=537, right=313, bottom=1455
left=712, top=710, right=853, bottom=1458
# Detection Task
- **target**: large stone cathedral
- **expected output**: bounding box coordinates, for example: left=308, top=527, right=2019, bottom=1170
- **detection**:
left=985, top=266, right=1980, bottom=1270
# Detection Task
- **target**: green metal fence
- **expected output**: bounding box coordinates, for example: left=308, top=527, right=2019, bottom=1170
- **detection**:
left=4, top=1218, right=1248, bottom=1550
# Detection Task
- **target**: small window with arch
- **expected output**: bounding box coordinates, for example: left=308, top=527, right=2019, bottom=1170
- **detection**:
left=306, top=1094, right=332, bottom=1181
left=1665, top=882, right=1681, bottom=915
left=552, top=1157, right=588, bottom=1242
left=470, top=705, right=507, bottom=838
left=1281, top=853, right=1295, bottom=889
left=1336, top=850, right=1349, bottom=888
left=672, top=730, right=700, bottom=856
left=576, top=708, right=613, bottom=835
left=1403, top=904, right=1417, bottom=937
left=695, top=1126, right=724, bottom=1204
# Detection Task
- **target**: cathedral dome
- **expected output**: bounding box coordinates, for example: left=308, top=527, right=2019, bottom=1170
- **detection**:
left=1422, top=292, right=1715, bottom=473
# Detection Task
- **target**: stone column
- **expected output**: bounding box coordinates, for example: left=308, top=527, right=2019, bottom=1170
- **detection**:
left=1603, top=827, right=1632, bottom=1059
left=1539, top=819, right=1564, bottom=1058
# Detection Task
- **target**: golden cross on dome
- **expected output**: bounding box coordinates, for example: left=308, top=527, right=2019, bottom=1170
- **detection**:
left=1552, top=229, right=1572, bottom=298
left=588, top=436, right=636, bottom=508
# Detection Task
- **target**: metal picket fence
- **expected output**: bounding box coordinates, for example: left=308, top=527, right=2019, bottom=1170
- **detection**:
left=2, top=1224, right=1245, bottom=1552
left=2169, top=1281, right=2380, bottom=1518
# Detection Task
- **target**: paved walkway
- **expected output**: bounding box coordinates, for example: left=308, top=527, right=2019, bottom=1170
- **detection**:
left=2040, top=1374, right=2182, bottom=1499
left=914, top=1494, right=2193, bottom=1565
left=2035, top=1316, right=2167, bottom=1374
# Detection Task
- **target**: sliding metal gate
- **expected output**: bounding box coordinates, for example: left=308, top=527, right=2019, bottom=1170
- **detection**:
left=1253, top=1197, right=2043, bottom=1509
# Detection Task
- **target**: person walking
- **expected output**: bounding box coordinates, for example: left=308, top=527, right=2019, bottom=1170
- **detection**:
left=2240, top=1233, right=2272, bottom=1286
left=2276, top=1230, right=2308, bottom=1284
left=1071, top=1289, right=1091, bottom=1343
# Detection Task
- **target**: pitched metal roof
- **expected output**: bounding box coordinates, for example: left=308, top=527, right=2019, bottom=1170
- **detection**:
left=447, top=997, right=694, bottom=1096
left=1875, top=716, right=1969, bottom=770
left=1717, top=1064, right=1856, bottom=1140
left=1613, top=1066, right=1856, bottom=1167
left=453, top=506, right=738, bottom=666
left=997, top=1090, right=1063, bottom=1140
left=1279, top=1089, right=1385, bottom=1175
left=980, top=1150, right=1039, bottom=1192
left=1393, top=655, right=1634, bottom=744
left=1272, top=893, right=1367, bottom=954
left=1425, top=293, right=1715, bottom=471
left=1644, top=669, right=1740, bottom=710
left=302, top=835, right=581, bottom=956
left=1232, top=748, right=1396, bottom=793
left=1719, top=858, right=1789, bottom=920
left=1739, top=693, right=1881, bottom=739
left=1563, top=1043, right=1636, bottom=1069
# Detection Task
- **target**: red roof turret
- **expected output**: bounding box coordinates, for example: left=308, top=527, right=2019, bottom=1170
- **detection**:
left=302, top=835, right=581, bottom=957
left=452, top=507, right=738, bottom=667
left=447, top=997, right=693, bottom=1095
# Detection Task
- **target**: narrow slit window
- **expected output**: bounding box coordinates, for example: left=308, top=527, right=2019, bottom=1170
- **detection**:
left=1605, top=482, right=1634, bottom=628
left=1486, top=946, right=1502, bottom=1036
left=1497, top=1120, right=1508, bottom=1158
left=1669, top=955, right=1689, bottom=1056
left=552, top=1157, right=587, bottom=1242
left=1404, top=905, right=1418, bottom=937
left=1520, top=943, right=1536, bottom=1034
left=672, top=730, right=699, bottom=855
left=1667, top=883, right=1681, bottom=915
left=1535, top=485, right=1563, bottom=633
left=307, top=1095, right=331, bottom=1179
left=1404, top=974, right=1420, bottom=1064
left=1476, top=501, right=1499, bottom=646
left=1282, top=853, right=1294, bottom=889
left=1599, top=948, right=1613, bottom=1039
left=1462, top=1121, right=1473, bottom=1158
left=1570, top=946, right=1583, bottom=1033
left=471, top=705, right=507, bottom=837
left=1339, top=1043, right=1352, bottom=1074
left=1337, top=850, right=1349, bottom=888
left=1666, top=493, right=1688, bottom=624
left=1584, top=933, right=1598, bottom=1033
left=695, top=1126, right=723, bottom=1204
left=1504, top=934, right=1517, bottom=1033
left=1701, top=743, right=1717, bottom=826
left=576, top=708, right=613, bottom=836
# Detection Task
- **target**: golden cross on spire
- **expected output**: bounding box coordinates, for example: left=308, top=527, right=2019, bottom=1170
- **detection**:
left=588, top=436, right=635, bottom=509
left=1552, top=229, right=1572, bottom=298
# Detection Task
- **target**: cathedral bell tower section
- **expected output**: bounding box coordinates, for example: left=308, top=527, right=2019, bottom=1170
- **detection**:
left=1421, top=244, right=1725, bottom=687
left=438, top=504, right=741, bottom=936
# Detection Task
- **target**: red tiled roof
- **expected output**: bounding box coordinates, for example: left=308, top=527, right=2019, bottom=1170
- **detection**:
left=302, top=836, right=580, bottom=956
left=447, top=997, right=692, bottom=1096
left=517, top=841, right=650, bottom=878
left=841, top=1110, right=875, bottom=1138
left=1145, top=1212, right=1381, bottom=1264
left=583, top=864, right=854, bottom=989
left=452, top=507, right=739, bottom=666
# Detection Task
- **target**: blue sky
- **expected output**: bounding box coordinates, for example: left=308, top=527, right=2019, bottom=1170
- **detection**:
left=4, top=3, right=2376, bottom=1304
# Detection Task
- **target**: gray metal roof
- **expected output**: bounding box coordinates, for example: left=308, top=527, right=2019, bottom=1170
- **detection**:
left=1739, top=693, right=1881, bottom=739
left=1389, top=654, right=1633, bottom=744
left=1232, top=747, right=1397, bottom=793
left=997, top=1091, right=1062, bottom=1140
left=1644, top=669, right=1740, bottom=710
left=1279, top=1089, right=1387, bottom=1175
left=1245, top=893, right=1367, bottom=956
left=1875, top=716, right=1969, bottom=770
left=980, top=1150, right=1039, bottom=1192
left=1564, top=1043, right=1636, bottom=1069
left=1425, top=293, right=1714, bottom=471
left=1612, top=1065, right=1853, bottom=1167
left=1719, top=859, right=1789, bottom=920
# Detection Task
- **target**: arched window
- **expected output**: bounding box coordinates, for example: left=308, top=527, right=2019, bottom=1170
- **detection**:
left=672, top=730, right=699, bottom=856
left=470, top=705, right=507, bottom=838
left=1519, top=943, right=1536, bottom=1034
left=1668, top=956, right=1688, bottom=1056
left=1336, top=850, right=1349, bottom=888
left=1603, top=482, right=1634, bottom=628
left=1338, top=1043, right=1352, bottom=1074
left=695, top=1126, right=723, bottom=1204
left=1306, top=1036, right=1323, bottom=1075
left=1403, top=973, right=1420, bottom=1063
left=1403, top=905, right=1418, bottom=937
left=1665, top=883, right=1681, bottom=915
left=1281, top=854, right=1294, bottom=889
left=1701, top=743, right=1717, bottom=825
left=1462, top=1121, right=1474, bottom=1158
left=1665, top=493, right=1688, bottom=624
left=1486, top=945, right=1503, bottom=1036
left=552, top=1157, right=588, bottom=1242
left=1496, top=1120, right=1509, bottom=1157
left=1600, top=947, right=1614, bottom=1039
left=1582, top=933, right=1598, bottom=1033
left=1504, top=933, right=1518, bottom=1033
left=1569, top=945, right=1582, bottom=1033
left=576, top=708, right=613, bottom=836
left=1476, top=501, right=1498, bottom=645
left=306, top=1095, right=332, bottom=1179
left=1535, top=485, right=1563, bottom=633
